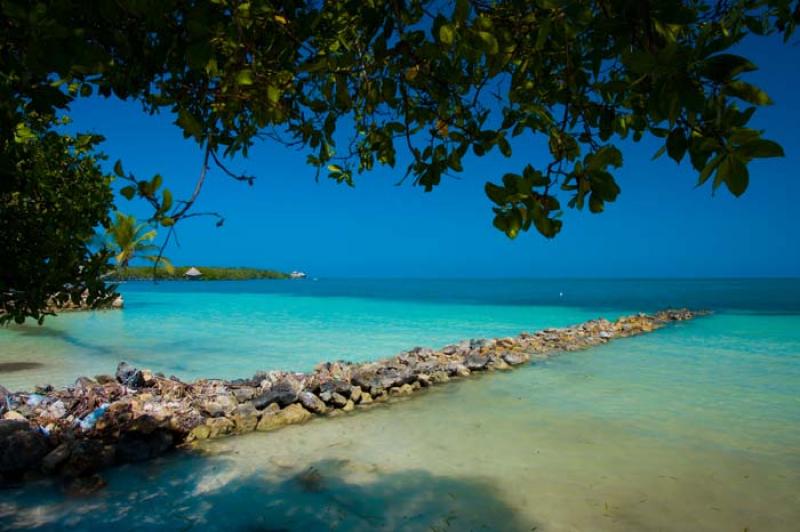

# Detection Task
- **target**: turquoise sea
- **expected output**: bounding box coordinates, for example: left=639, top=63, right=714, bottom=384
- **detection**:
left=1, top=278, right=799, bottom=531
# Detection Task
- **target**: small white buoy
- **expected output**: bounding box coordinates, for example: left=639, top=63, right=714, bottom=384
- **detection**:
left=559, top=291, right=564, bottom=297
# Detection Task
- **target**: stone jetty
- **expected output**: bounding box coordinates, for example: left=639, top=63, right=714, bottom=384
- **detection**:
left=0, top=309, right=704, bottom=490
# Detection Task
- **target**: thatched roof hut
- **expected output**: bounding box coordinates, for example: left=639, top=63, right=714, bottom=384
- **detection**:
left=184, top=267, right=202, bottom=279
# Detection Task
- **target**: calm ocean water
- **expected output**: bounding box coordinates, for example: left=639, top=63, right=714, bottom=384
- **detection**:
left=1, top=278, right=799, bottom=531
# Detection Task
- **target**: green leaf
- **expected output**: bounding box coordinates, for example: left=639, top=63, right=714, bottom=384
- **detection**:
left=161, top=189, right=173, bottom=211
left=454, top=0, right=470, bottom=23
left=13, top=123, right=36, bottom=143
left=497, top=136, right=512, bottom=157
left=535, top=21, right=550, bottom=50
left=532, top=211, right=562, bottom=238
left=492, top=213, right=508, bottom=233
left=267, top=85, right=281, bottom=104
left=738, top=139, right=784, bottom=159
left=476, top=31, right=499, bottom=55
left=721, top=155, right=749, bottom=196
left=724, top=81, right=773, bottom=105
left=120, top=186, right=136, bottom=200
left=702, top=54, right=757, bottom=82
left=439, top=24, right=455, bottom=45
left=587, top=146, right=622, bottom=170
left=176, top=110, right=203, bottom=139
left=666, top=128, right=687, bottom=163
left=485, top=182, right=506, bottom=205
left=507, top=209, right=522, bottom=238
left=236, top=69, right=254, bottom=86
left=336, top=78, right=351, bottom=108
left=588, top=193, right=604, bottom=213
left=160, top=217, right=175, bottom=227
left=114, top=160, right=124, bottom=177
left=697, top=154, right=722, bottom=187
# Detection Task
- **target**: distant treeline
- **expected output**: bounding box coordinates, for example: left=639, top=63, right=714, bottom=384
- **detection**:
left=109, top=266, right=290, bottom=281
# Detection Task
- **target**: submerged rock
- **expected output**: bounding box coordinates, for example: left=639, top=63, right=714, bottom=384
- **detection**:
left=0, top=420, right=49, bottom=474
left=61, top=440, right=108, bottom=477
left=116, top=429, right=173, bottom=462
left=64, top=473, right=107, bottom=495
left=256, top=404, right=312, bottom=432
left=41, top=443, right=71, bottom=473
left=389, top=384, right=415, bottom=397
left=206, top=417, right=236, bottom=439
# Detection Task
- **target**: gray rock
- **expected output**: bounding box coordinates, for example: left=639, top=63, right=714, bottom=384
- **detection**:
left=74, top=376, right=96, bottom=388
left=45, top=400, right=67, bottom=419
left=202, top=401, right=225, bottom=418
left=416, top=374, right=432, bottom=387
left=33, top=384, right=53, bottom=394
left=236, top=402, right=258, bottom=417
left=445, top=363, right=471, bottom=377
left=116, top=362, right=145, bottom=388
left=501, top=351, right=530, bottom=366
left=231, top=387, right=256, bottom=402
left=252, top=378, right=301, bottom=409
left=330, top=392, right=348, bottom=408
left=349, top=386, right=362, bottom=403
left=352, top=367, right=415, bottom=395
left=298, top=391, right=327, bottom=414
left=464, top=353, right=490, bottom=370
left=320, top=379, right=352, bottom=396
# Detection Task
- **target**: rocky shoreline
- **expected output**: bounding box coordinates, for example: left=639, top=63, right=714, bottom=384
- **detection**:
left=0, top=309, right=705, bottom=492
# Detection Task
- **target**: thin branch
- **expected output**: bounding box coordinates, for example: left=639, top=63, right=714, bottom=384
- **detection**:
left=150, top=140, right=212, bottom=278
left=210, top=149, right=255, bottom=185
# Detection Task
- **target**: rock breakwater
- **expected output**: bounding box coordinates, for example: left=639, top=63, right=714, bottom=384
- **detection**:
left=0, top=309, right=704, bottom=490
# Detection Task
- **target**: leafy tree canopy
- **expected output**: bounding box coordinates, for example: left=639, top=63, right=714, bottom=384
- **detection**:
left=0, top=115, right=116, bottom=323
left=1, top=0, right=797, bottom=322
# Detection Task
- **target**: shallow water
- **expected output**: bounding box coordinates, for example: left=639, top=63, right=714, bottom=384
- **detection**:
left=1, top=279, right=799, bottom=531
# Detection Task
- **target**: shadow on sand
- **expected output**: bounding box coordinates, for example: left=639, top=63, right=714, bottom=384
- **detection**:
left=1, top=452, right=536, bottom=531
left=0, top=362, right=44, bottom=374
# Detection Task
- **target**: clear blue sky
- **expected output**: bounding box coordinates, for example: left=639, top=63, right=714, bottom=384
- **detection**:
left=68, top=36, right=799, bottom=278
